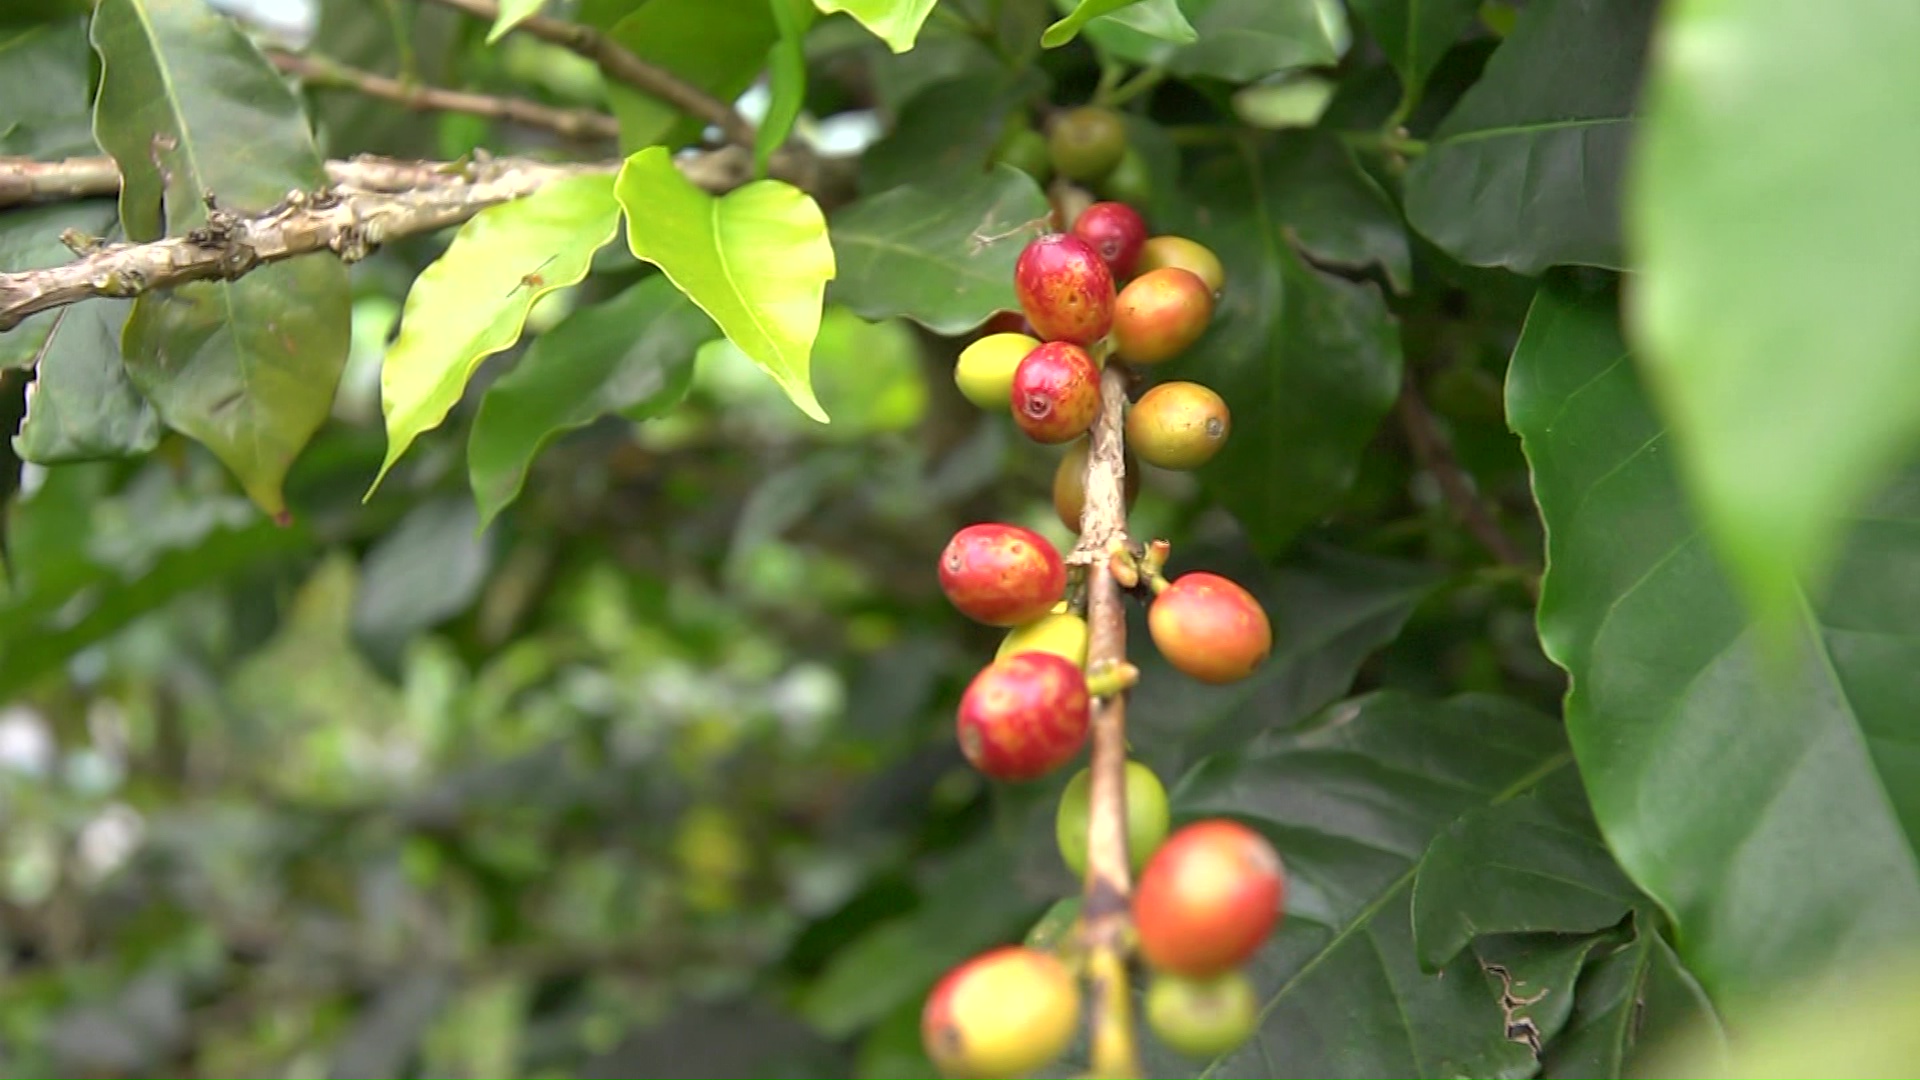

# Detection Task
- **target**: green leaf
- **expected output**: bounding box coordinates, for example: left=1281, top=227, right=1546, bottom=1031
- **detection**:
left=486, top=0, right=545, bottom=43
left=605, top=0, right=776, bottom=151
left=305, top=0, right=465, bottom=157
left=1541, top=918, right=1720, bottom=1078
left=1347, top=0, right=1479, bottom=112
left=757, top=0, right=815, bottom=175
left=1043, top=0, right=1195, bottom=48
left=858, top=68, right=1044, bottom=194
left=1170, top=141, right=1401, bottom=555
left=14, top=300, right=163, bottom=464
left=1404, top=0, right=1656, bottom=274
left=828, top=165, right=1049, bottom=335
left=375, top=173, right=623, bottom=492
left=468, top=277, right=715, bottom=528
left=1082, top=0, right=1348, bottom=82
left=1507, top=274, right=1920, bottom=1014
left=616, top=146, right=834, bottom=423
left=0, top=19, right=96, bottom=158
left=92, top=0, right=351, bottom=518
left=813, top=0, right=936, bottom=53
left=0, top=203, right=118, bottom=371
left=1628, top=2, right=1920, bottom=639
left=351, top=496, right=494, bottom=667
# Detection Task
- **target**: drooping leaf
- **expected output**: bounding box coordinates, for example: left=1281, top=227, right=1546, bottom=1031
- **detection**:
left=468, top=276, right=715, bottom=528
left=757, top=0, right=816, bottom=175
left=812, top=0, right=937, bottom=53
left=1043, top=0, right=1195, bottom=48
left=1541, top=918, right=1721, bottom=1078
left=857, top=68, right=1045, bottom=195
left=1082, top=0, right=1349, bottom=82
left=374, top=173, right=623, bottom=492
left=1508, top=274, right=1920, bottom=1015
left=616, top=146, right=834, bottom=423
left=1347, top=0, right=1480, bottom=112
left=91, top=0, right=351, bottom=518
left=14, top=299, right=162, bottom=463
left=1405, top=0, right=1656, bottom=274
left=605, top=0, right=777, bottom=151
left=828, top=165, right=1049, bottom=335
left=486, top=0, right=545, bottom=43
left=1629, top=1, right=1920, bottom=638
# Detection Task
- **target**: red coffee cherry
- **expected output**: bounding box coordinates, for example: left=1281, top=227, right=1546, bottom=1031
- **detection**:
left=1011, top=341, right=1101, bottom=444
left=1071, top=201, right=1149, bottom=280
left=923, top=946, right=1080, bottom=1078
left=1014, top=234, right=1116, bottom=346
left=956, top=652, right=1091, bottom=781
left=1148, top=571, right=1271, bottom=684
left=1113, top=268, right=1214, bottom=365
left=1134, top=819, right=1286, bottom=977
left=939, top=523, right=1067, bottom=627
left=1127, top=381, right=1231, bottom=470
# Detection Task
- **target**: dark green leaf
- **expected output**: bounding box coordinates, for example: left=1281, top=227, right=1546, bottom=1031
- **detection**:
left=468, top=277, right=715, bottom=528
left=1258, top=131, right=1412, bottom=292
left=1629, top=1, right=1920, bottom=638
left=0, top=19, right=95, bottom=157
left=1470, top=933, right=1610, bottom=1053
left=1405, top=0, right=1655, bottom=274
left=858, top=69, right=1045, bottom=195
left=1541, top=918, right=1720, bottom=1079
left=0, top=203, right=119, bottom=371
left=757, top=0, right=815, bottom=175
left=351, top=497, right=494, bottom=666
left=304, top=0, right=464, bottom=157
left=829, top=164, right=1049, bottom=335
left=92, top=0, right=350, bottom=518
left=1348, top=0, right=1480, bottom=112
left=14, top=299, right=162, bottom=464
left=1508, top=274, right=1920, bottom=1015
left=1043, top=0, right=1195, bottom=49
left=606, top=0, right=775, bottom=151
left=1083, top=0, right=1349, bottom=82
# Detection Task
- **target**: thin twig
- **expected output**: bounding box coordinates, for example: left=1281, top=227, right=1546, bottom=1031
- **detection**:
left=0, top=156, right=121, bottom=207
left=1395, top=376, right=1540, bottom=596
left=418, top=0, right=757, bottom=148
left=267, top=49, right=619, bottom=142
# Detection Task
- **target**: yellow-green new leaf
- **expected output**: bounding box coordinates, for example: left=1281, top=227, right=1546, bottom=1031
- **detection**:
left=373, top=173, right=622, bottom=494
left=616, top=146, right=834, bottom=423
left=487, top=0, right=547, bottom=43
left=813, top=0, right=935, bottom=53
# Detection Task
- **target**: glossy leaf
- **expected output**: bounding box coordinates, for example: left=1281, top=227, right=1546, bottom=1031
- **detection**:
left=1405, top=0, right=1656, bottom=274
left=1629, top=1, right=1920, bottom=637
left=13, top=300, right=162, bottom=464
left=375, top=174, right=623, bottom=491
left=1541, top=919, right=1720, bottom=1079
left=813, top=0, right=936, bottom=53
left=1043, top=0, right=1195, bottom=48
left=92, top=0, right=351, bottom=517
left=1082, top=0, right=1349, bottom=82
left=468, top=277, right=715, bottom=528
left=605, top=0, right=776, bottom=151
left=617, top=146, right=834, bottom=423
left=1169, top=141, right=1401, bottom=556
left=757, top=0, right=815, bottom=175
left=1508, top=275, right=1920, bottom=1014
left=828, top=165, right=1049, bottom=335
left=486, top=0, right=545, bottom=43
left=857, top=69, right=1045, bottom=195
left=1347, top=0, right=1479, bottom=111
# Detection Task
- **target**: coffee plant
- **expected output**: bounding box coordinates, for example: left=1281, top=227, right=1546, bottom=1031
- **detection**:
left=1, top=0, right=1917, bottom=1076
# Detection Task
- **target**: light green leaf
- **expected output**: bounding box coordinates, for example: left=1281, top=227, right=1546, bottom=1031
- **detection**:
left=468, top=276, right=715, bottom=528
left=1043, top=0, right=1195, bottom=48
left=14, top=299, right=163, bottom=464
left=1629, top=0, right=1920, bottom=636
left=605, top=0, right=776, bottom=151
left=1081, top=0, right=1348, bottom=82
left=374, top=173, right=623, bottom=492
left=1231, top=73, right=1336, bottom=130
left=616, top=146, right=834, bottom=423
left=91, top=0, right=350, bottom=518
left=828, top=164, right=1049, bottom=335
left=757, top=0, right=815, bottom=175
left=1347, top=0, right=1479, bottom=111
left=486, top=0, right=545, bottom=43
left=813, top=0, right=936, bottom=53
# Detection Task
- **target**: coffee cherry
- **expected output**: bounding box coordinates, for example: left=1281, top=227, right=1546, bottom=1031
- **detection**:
left=1146, top=971, right=1259, bottom=1059
left=956, top=652, right=1091, bottom=781
left=923, top=946, right=1081, bottom=1078
left=955, top=332, right=1040, bottom=410
left=1053, top=437, right=1141, bottom=531
left=997, top=610, right=1090, bottom=667
left=1071, top=201, right=1149, bottom=280
left=1134, top=819, right=1285, bottom=977
left=1138, top=235, right=1226, bottom=295
left=1127, top=382, right=1231, bottom=470
left=1149, top=571, right=1271, bottom=684
left=993, top=120, right=1053, bottom=186
left=939, top=523, right=1067, bottom=627
left=1055, top=760, right=1171, bottom=877
left=1011, top=341, right=1101, bottom=444
left=1047, top=105, right=1128, bottom=182
left=1113, top=268, right=1214, bottom=365
left=1015, top=234, right=1116, bottom=346
left=1097, top=145, right=1153, bottom=207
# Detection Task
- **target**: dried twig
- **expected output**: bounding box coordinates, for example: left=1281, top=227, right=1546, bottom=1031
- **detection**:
left=1396, top=376, right=1541, bottom=596
left=267, top=49, right=619, bottom=142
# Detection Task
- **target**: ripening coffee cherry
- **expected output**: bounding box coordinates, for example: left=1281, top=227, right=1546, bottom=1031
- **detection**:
left=1071, top=201, right=1149, bottom=280
left=1055, top=760, right=1171, bottom=877
left=1149, top=571, right=1272, bottom=684
left=1127, top=382, right=1231, bottom=470
left=1011, top=341, right=1101, bottom=444
left=1015, top=234, right=1116, bottom=346
left=1146, top=971, right=1259, bottom=1059
left=922, top=946, right=1081, bottom=1078
left=1048, top=105, right=1128, bottom=182
left=1137, top=235, right=1226, bottom=295
left=939, top=523, right=1067, bottom=627
left=993, top=120, right=1053, bottom=186
left=997, top=611, right=1090, bottom=667
left=1113, top=268, right=1214, bottom=365
left=1052, top=437, right=1141, bottom=532
left=956, top=652, right=1091, bottom=781
left=955, top=332, right=1040, bottom=410
left=1134, top=819, right=1286, bottom=977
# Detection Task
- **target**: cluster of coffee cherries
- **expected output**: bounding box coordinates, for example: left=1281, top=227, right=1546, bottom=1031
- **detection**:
left=918, top=123, right=1287, bottom=1079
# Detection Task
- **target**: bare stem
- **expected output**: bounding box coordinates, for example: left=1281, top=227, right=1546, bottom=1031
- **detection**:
left=0, top=156, right=121, bottom=207
left=1395, top=375, right=1540, bottom=596
left=267, top=49, right=619, bottom=142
